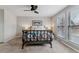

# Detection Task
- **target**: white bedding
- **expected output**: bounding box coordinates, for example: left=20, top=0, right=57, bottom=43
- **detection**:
left=31, top=26, right=46, bottom=30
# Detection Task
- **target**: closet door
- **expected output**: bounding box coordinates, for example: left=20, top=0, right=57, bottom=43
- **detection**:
left=0, top=9, right=4, bottom=42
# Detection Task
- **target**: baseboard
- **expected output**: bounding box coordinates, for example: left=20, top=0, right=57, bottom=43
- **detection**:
left=62, top=41, right=79, bottom=52
left=57, top=36, right=79, bottom=53
left=4, top=34, right=17, bottom=42
left=0, top=42, right=4, bottom=44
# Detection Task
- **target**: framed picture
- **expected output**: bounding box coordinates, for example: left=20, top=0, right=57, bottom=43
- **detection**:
left=32, top=20, right=42, bottom=26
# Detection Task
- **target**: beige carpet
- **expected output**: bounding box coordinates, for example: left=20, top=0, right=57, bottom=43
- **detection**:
left=0, top=37, right=77, bottom=53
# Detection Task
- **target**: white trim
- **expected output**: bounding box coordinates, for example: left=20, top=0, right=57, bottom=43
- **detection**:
left=57, top=36, right=79, bottom=52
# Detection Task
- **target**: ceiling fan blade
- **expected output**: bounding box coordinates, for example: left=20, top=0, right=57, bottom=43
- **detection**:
left=31, top=5, right=38, bottom=11
left=34, top=11, right=39, bottom=14
left=24, top=10, right=31, bottom=11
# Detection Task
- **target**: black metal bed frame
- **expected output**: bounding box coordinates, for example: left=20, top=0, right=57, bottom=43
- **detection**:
left=22, top=30, right=54, bottom=49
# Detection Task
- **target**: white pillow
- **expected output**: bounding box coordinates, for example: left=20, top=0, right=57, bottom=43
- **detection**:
left=31, top=26, right=46, bottom=30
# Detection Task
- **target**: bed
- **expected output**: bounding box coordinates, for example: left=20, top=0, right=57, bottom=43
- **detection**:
left=22, top=29, right=55, bottom=49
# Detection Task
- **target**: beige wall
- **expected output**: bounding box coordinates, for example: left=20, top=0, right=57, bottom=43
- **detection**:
left=0, top=9, right=17, bottom=42
left=51, top=16, right=56, bottom=32
left=17, top=16, right=52, bottom=33
left=4, top=10, right=17, bottom=42
left=0, top=9, right=4, bottom=42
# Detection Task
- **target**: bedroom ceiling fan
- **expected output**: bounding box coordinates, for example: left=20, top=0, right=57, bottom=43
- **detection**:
left=24, top=5, right=39, bottom=14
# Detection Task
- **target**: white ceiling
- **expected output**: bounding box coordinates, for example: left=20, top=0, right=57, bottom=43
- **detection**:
left=0, top=5, right=67, bottom=17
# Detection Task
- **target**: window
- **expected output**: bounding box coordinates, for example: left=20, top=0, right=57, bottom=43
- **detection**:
left=69, top=8, right=79, bottom=45
left=56, top=6, right=79, bottom=47
left=56, top=14, right=65, bottom=38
